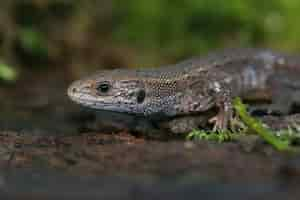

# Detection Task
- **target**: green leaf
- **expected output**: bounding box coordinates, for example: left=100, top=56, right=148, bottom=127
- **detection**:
left=19, top=28, right=48, bottom=57
left=233, top=97, right=296, bottom=151
left=0, top=62, right=18, bottom=81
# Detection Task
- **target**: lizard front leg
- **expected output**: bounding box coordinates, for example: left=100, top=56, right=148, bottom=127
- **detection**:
left=209, top=88, right=233, bottom=131
left=204, top=80, right=234, bottom=131
left=161, top=94, right=233, bottom=134
left=177, top=79, right=234, bottom=132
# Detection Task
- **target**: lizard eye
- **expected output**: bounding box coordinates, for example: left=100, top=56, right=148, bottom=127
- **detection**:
left=137, top=90, right=146, bottom=104
left=96, top=82, right=111, bottom=93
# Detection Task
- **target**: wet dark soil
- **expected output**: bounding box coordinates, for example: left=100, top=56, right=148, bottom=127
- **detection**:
left=1, top=69, right=300, bottom=199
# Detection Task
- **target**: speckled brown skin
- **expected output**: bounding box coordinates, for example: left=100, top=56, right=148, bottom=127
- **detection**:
left=68, top=48, right=300, bottom=133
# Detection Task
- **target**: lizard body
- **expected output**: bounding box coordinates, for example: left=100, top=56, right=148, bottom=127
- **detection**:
left=67, top=48, right=300, bottom=133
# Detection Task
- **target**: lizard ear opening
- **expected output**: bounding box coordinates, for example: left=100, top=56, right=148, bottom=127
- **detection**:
left=137, top=90, right=146, bottom=104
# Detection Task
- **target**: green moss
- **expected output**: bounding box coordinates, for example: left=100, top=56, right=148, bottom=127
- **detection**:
left=186, top=129, right=241, bottom=143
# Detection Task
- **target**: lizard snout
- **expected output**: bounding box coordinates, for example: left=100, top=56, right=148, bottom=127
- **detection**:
left=67, top=80, right=84, bottom=99
left=67, top=79, right=95, bottom=99
left=67, top=82, right=78, bottom=99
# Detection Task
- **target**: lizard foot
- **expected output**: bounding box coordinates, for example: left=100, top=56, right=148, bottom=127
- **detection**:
left=209, top=101, right=233, bottom=131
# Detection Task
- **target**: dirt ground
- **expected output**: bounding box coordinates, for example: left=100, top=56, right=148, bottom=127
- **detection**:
left=0, top=68, right=299, bottom=199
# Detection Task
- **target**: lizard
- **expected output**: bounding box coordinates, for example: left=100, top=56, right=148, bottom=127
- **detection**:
left=67, top=48, right=300, bottom=134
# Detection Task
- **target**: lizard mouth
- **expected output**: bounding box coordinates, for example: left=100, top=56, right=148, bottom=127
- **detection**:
left=68, top=90, right=116, bottom=110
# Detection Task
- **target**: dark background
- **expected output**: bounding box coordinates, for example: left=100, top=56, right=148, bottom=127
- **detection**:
left=0, top=0, right=299, bottom=82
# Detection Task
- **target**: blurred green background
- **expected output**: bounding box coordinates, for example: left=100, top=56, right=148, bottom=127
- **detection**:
left=0, top=0, right=300, bottom=82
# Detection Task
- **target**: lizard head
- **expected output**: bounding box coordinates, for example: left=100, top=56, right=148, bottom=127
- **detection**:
left=67, top=69, right=150, bottom=114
